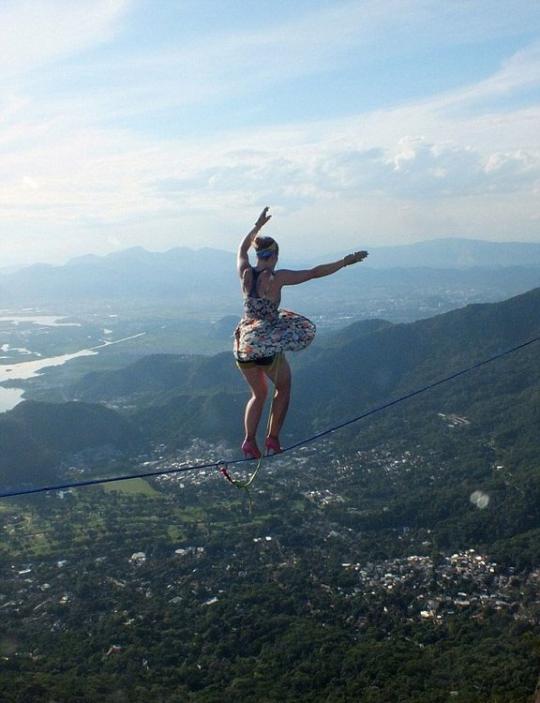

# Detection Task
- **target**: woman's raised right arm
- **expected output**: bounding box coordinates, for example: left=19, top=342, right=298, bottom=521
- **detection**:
left=237, top=207, right=271, bottom=278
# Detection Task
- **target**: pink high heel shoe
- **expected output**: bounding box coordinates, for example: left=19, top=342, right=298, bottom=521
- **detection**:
left=265, top=436, right=282, bottom=455
left=241, top=439, right=261, bottom=460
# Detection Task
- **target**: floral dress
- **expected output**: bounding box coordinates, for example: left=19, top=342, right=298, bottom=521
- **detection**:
left=234, top=269, right=316, bottom=361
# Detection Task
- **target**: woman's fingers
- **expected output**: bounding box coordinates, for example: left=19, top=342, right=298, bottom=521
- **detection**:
left=255, top=206, right=271, bottom=229
left=344, top=250, right=369, bottom=266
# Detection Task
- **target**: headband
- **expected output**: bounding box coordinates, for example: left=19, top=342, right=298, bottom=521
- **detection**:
left=255, top=242, right=278, bottom=259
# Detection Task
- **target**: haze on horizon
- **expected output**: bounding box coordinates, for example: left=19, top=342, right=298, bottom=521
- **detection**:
left=1, top=0, right=540, bottom=268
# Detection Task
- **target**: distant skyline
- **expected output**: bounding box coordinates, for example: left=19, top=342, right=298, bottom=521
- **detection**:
left=1, top=0, right=540, bottom=267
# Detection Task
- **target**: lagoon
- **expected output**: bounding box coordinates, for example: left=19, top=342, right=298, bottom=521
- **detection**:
left=0, top=333, right=145, bottom=412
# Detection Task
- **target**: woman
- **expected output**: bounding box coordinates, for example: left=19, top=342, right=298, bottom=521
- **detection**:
left=235, top=207, right=368, bottom=459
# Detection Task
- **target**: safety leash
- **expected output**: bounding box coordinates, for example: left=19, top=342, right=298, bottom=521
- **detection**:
left=219, top=354, right=283, bottom=507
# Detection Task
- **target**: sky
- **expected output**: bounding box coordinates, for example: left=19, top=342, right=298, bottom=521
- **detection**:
left=1, top=0, right=540, bottom=267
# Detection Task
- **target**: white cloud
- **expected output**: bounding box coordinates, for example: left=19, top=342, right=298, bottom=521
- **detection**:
left=1, top=93, right=540, bottom=264
left=1, top=2, right=540, bottom=265
left=0, top=0, right=130, bottom=78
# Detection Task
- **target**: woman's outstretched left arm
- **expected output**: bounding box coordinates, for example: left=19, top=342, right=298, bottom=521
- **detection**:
left=237, top=207, right=271, bottom=277
left=276, top=250, right=368, bottom=286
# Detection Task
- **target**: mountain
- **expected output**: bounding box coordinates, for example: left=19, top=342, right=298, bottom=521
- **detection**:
left=291, top=286, right=540, bottom=431
left=2, top=286, right=538, bottom=485
left=366, top=238, right=540, bottom=268
left=53, top=287, right=540, bottom=449
left=0, top=401, right=140, bottom=487
left=0, top=247, right=238, bottom=309
left=2, top=242, right=540, bottom=313
left=68, top=352, right=242, bottom=403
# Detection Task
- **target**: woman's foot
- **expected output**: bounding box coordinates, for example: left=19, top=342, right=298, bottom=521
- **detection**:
left=265, top=435, right=282, bottom=455
left=241, top=438, right=261, bottom=460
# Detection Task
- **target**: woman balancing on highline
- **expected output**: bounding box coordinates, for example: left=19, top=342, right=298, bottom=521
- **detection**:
left=235, top=206, right=368, bottom=459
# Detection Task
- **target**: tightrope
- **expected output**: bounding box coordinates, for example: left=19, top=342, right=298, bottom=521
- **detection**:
left=1, top=334, right=539, bottom=500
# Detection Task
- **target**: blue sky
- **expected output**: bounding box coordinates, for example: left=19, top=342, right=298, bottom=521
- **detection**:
left=1, top=0, right=540, bottom=266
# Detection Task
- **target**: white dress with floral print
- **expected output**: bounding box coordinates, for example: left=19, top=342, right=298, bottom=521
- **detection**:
left=234, top=294, right=316, bottom=361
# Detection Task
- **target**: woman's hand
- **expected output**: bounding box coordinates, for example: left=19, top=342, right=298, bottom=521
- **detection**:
left=254, top=206, right=271, bottom=232
left=344, top=250, right=368, bottom=266
left=238, top=207, right=272, bottom=277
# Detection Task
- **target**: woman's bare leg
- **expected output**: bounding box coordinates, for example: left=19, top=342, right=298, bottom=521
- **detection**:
left=240, top=366, right=268, bottom=443
left=264, top=355, right=291, bottom=441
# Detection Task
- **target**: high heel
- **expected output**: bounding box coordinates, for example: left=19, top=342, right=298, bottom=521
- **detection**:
left=265, top=436, right=282, bottom=455
left=241, top=439, right=261, bottom=460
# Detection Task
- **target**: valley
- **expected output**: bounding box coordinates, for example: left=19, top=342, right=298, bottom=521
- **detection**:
left=0, top=272, right=539, bottom=702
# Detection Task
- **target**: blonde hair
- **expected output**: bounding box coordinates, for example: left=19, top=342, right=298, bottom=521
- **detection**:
left=254, top=236, right=279, bottom=258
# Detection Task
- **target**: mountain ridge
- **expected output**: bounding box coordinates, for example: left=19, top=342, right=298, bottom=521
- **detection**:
left=2, top=240, right=540, bottom=312
left=4, top=286, right=537, bottom=469
left=8, top=237, right=540, bottom=273
left=66, top=285, right=540, bottom=415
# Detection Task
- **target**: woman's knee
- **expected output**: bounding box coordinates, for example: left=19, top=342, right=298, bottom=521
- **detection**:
left=249, top=375, right=268, bottom=402
left=276, top=368, right=291, bottom=394
left=242, top=368, right=267, bottom=399
left=251, top=385, right=268, bottom=403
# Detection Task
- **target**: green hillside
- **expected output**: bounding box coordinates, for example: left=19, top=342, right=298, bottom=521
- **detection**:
left=0, top=288, right=539, bottom=701
left=62, top=287, right=540, bottom=448
left=0, top=401, right=139, bottom=488
left=2, top=288, right=539, bottom=483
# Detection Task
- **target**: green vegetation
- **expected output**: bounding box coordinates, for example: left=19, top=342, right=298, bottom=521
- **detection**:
left=0, top=431, right=538, bottom=702
left=102, top=478, right=162, bottom=497
left=0, top=287, right=539, bottom=700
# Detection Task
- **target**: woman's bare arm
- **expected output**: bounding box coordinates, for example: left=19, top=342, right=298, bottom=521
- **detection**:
left=276, top=250, right=368, bottom=286
left=237, top=207, right=271, bottom=278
